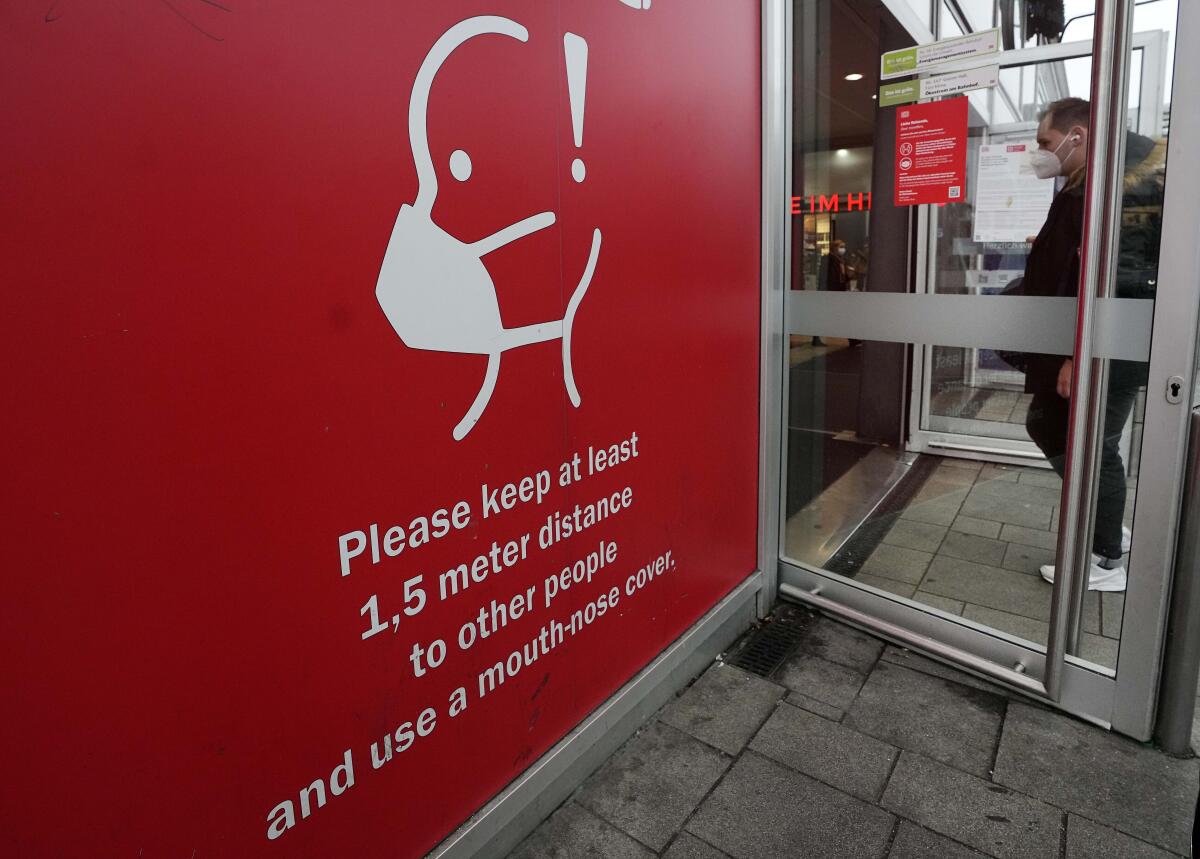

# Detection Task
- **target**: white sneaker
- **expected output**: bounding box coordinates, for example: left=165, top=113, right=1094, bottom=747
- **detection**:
left=1039, top=555, right=1127, bottom=592
left=1121, top=525, right=1132, bottom=555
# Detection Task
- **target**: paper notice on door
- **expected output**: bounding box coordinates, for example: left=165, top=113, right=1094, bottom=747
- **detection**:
left=973, top=142, right=1055, bottom=243
left=894, top=97, right=969, bottom=207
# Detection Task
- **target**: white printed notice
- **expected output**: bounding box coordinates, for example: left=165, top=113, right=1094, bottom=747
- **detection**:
left=973, top=141, right=1055, bottom=243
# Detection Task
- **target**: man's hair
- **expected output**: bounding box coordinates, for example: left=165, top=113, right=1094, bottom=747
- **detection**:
left=1039, top=97, right=1091, bottom=133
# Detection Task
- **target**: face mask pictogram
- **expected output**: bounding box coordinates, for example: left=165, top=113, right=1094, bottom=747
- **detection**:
left=374, top=16, right=603, bottom=441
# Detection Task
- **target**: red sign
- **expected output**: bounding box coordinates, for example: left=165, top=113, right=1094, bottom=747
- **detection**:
left=1, top=3, right=761, bottom=857
left=894, top=97, right=969, bottom=206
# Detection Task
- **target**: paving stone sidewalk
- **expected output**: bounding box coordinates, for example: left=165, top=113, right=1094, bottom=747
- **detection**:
left=508, top=607, right=1199, bottom=859
left=859, top=458, right=1131, bottom=671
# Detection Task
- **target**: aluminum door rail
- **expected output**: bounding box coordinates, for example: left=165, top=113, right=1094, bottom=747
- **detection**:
left=1045, top=0, right=1136, bottom=702
left=758, top=0, right=789, bottom=614
left=1154, top=408, right=1200, bottom=754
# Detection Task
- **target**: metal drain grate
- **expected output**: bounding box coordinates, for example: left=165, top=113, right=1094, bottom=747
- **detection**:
left=726, top=606, right=814, bottom=677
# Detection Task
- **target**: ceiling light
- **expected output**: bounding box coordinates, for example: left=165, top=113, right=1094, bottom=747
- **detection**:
left=844, top=72, right=864, bottom=81
left=836, top=149, right=849, bottom=157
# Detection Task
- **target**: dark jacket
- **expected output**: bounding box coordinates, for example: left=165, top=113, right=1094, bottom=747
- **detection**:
left=1116, top=133, right=1165, bottom=301
left=1022, top=174, right=1085, bottom=393
left=1021, top=132, right=1165, bottom=394
left=1112, top=133, right=1165, bottom=389
left=823, top=252, right=851, bottom=291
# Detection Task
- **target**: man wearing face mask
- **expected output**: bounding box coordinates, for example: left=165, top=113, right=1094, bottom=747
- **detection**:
left=1021, top=97, right=1166, bottom=592
left=811, top=239, right=853, bottom=347
left=822, top=239, right=862, bottom=347
left=825, top=239, right=853, bottom=292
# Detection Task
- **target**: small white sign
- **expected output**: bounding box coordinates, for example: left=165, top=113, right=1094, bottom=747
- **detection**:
left=881, top=28, right=1001, bottom=79
left=921, top=64, right=999, bottom=100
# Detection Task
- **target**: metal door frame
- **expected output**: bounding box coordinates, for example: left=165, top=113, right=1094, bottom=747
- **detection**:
left=762, top=0, right=1200, bottom=738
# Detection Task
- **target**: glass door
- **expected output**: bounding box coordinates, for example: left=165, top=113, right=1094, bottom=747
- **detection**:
left=910, top=31, right=1170, bottom=462
left=775, top=0, right=1194, bottom=737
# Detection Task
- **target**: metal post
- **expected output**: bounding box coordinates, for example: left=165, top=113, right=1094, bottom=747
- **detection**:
left=1044, top=0, right=1134, bottom=699
left=758, top=0, right=789, bottom=616
left=1155, top=408, right=1200, bottom=755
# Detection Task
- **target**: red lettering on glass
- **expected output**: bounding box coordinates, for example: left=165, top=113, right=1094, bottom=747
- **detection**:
left=787, top=193, right=872, bottom=215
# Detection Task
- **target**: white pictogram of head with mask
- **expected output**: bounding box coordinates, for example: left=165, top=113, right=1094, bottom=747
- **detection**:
left=375, top=16, right=602, bottom=441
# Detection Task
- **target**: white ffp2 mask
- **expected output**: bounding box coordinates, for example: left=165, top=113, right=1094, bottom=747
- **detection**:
left=1029, top=133, right=1078, bottom=180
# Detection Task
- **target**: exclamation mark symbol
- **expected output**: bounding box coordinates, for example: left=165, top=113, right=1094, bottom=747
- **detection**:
left=564, top=33, right=588, bottom=183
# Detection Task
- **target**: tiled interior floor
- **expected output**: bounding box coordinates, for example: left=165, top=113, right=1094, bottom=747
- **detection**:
left=930, top=382, right=1032, bottom=425
left=854, top=457, right=1135, bottom=670
left=509, top=609, right=1199, bottom=859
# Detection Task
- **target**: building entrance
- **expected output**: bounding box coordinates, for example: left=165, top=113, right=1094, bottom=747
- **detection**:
left=772, top=0, right=1198, bottom=738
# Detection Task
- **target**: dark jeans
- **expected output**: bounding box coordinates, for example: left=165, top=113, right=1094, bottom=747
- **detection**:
left=1025, top=384, right=1139, bottom=561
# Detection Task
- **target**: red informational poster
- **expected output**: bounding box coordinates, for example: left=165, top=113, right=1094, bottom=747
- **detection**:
left=894, top=96, right=969, bottom=206
left=0, top=2, right=761, bottom=857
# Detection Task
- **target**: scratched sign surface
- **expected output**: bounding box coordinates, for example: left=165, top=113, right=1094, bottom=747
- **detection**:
left=0, top=1, right=761, bottom=856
